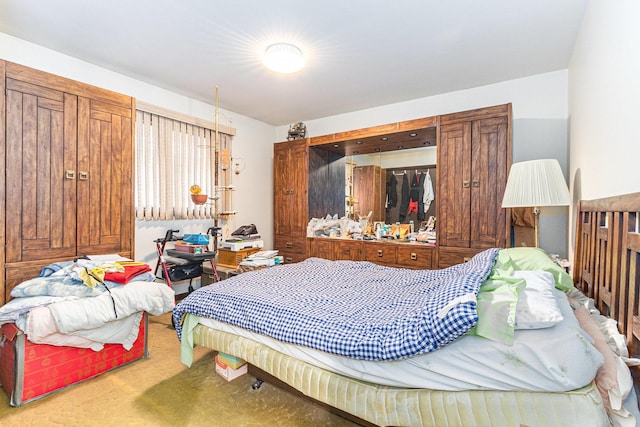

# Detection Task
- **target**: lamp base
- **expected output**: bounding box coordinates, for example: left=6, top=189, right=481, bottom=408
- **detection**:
left=533, top=206, right=540, bottom=248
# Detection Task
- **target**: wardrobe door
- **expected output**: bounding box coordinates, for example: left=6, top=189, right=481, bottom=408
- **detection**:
left=438, top=120, right=472, bottom=248
left=76, top=96, right=134, bottom=257
left=5, top=78, right=78, bottom=263
left=470, top=116, right=509, bottom=249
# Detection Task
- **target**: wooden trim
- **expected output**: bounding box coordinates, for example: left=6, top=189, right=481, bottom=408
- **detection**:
left=440, top=103, right=512, bottom=125
left=136, top=100, right=236, bottom=136
left=6, top=61, right=132, bottom=109
left=308, top=116, right=437, bottom=146
left=579, top=192, right=640, bottom=212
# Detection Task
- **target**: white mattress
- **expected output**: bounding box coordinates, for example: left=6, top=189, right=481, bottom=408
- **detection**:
left=200, top=289, right=604, bottom=391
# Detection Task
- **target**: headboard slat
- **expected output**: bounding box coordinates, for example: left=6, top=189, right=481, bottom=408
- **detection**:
left=574, top=192, right=640, bottom=395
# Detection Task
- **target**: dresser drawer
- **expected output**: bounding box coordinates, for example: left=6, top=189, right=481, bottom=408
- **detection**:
left=334, top=240, right=363, bottom=261
left=364, top=242, right=396, bottom=265
left=437, top=247, right=482, bottom=269
left=308, top=238, right=335, bottom=260
left=274, top=235, right=307, bottom=264
left=396, top=245, right=434, bottom=269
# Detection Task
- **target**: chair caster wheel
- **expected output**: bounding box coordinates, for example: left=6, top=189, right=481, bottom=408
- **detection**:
left=252, top=379, right=264, bottom=390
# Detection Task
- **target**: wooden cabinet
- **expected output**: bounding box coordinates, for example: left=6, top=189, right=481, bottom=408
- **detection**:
left=1, top=61, right=135, bottom=303
left=273, top=140, right=308, bottom=263
left=307, top=238, right=334, bottom=260
left=274, top=104, right=511, bottom=271
left=396, top=245, right=433, bottom=269
left=308, top=238, right=433, bottom=269
left=353, top=165, right=385, bottom=221
left=363, top=242, right=397, bottom=266
left=437, top=105, right=511, bottom=268
left=334, top=239, right=363, bottom=261
left=308, top=238, right=363, bottom=261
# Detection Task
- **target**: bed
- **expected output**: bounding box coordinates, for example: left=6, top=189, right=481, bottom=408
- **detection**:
left=0, top=256, right=175, bottom=406
left=173, top=192, right=640, bottom=427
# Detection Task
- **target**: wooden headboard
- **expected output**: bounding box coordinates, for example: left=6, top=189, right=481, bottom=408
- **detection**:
left=573, top=192, right=640, bottom=374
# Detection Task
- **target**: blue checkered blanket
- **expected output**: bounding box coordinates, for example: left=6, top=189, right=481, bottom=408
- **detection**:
left=173, top=248, right=499, bottom=361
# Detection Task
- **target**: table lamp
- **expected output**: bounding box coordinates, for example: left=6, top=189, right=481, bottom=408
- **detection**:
left=501, top=159, right=571, bottom=248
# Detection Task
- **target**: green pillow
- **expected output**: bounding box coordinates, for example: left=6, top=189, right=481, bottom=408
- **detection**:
left=497, top=247, right=574, bottom=290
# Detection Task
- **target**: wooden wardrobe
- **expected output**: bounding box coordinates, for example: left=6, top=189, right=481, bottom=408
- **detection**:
left=273, top=140, right=308, bottom=264
left=0, top=61, right=136, bottom=304
left=437, top=104, right=512, bottom=267
left=273, top=104, right=512, bottom=269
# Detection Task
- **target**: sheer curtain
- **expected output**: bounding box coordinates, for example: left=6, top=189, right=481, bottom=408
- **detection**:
left=134, top=108, right=233, bottom=220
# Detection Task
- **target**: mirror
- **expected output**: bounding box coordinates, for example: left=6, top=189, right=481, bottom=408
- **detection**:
left=308, top=120, right=437, bottom=238
left=348, top=148, right=436, bottom=225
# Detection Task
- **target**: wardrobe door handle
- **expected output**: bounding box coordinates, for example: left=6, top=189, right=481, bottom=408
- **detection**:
left=65, top=170, right=75, bottom=180
left=472, top=179, right=479, bottom=187
left=462, top=180, right=470, bottom=188
left=79, top=171, right=89, bottom=181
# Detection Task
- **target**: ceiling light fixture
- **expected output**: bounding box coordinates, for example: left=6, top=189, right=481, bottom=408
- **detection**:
left=263, top=43, right=304, bottom=73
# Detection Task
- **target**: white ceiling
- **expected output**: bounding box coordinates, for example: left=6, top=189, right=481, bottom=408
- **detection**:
left=0, top=0, right=587, bottom=126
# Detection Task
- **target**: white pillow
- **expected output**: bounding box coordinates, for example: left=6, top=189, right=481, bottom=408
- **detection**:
left=513, top=270, right=564, bottom=329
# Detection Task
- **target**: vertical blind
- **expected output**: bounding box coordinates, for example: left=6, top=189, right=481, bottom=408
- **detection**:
left=134, top=110, right=232, bottom=220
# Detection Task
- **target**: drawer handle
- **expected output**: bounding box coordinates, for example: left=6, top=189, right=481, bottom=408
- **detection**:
left=286, top=242, right=293, bottom=248
left=463, top=257, right=471, bottom=262
left=285, top=257, right=292, bottom=263
left=411, top=252, right=417, bottom=261
left=377, top=249, right=383, bottom=257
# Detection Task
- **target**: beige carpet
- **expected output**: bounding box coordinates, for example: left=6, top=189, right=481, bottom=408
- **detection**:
left=0, top=313, right=358, bottom=427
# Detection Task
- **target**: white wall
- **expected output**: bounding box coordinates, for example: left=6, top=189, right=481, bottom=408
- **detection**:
left=569, top=0, right=640, bottom=201
left=1, top=33, right=276, bottom=294
left=566, top=0, right=640, bottom=267
left=279, top=71, right=571, bottom=256
left=1, top=31, right=578, bottom=276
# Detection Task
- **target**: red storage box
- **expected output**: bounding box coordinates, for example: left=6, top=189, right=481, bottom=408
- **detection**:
left=0, top=313, right=148, bottom=406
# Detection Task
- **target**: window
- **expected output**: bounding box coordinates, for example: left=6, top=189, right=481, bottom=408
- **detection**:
left=134, top=105, right=234, bottom=220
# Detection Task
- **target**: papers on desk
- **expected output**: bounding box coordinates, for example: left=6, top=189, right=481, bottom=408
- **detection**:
left=240, top=250, right=282, bottom=267
left=248, top=250, right=279, bottom=259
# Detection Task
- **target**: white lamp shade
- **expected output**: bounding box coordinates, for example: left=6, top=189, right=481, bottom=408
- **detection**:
left=501, top=159, right=570, bottom=208
left=263, top=43, right=304, bottom=74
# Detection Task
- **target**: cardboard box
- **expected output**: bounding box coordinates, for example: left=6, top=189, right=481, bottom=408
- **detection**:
left=173, top=242, right=208, bottom=254
left=217, top=352, right=246, bottom=370
left=201, top=265, right=237, bottom=286
left=217, top=247, right=261, bottom=268
left=215, top=354, right=248, bottom=381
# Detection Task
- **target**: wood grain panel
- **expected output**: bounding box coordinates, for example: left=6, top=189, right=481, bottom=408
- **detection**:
left=2, top=62, right=135, bottom=303
left=438, top=121, right=471, bottom=247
